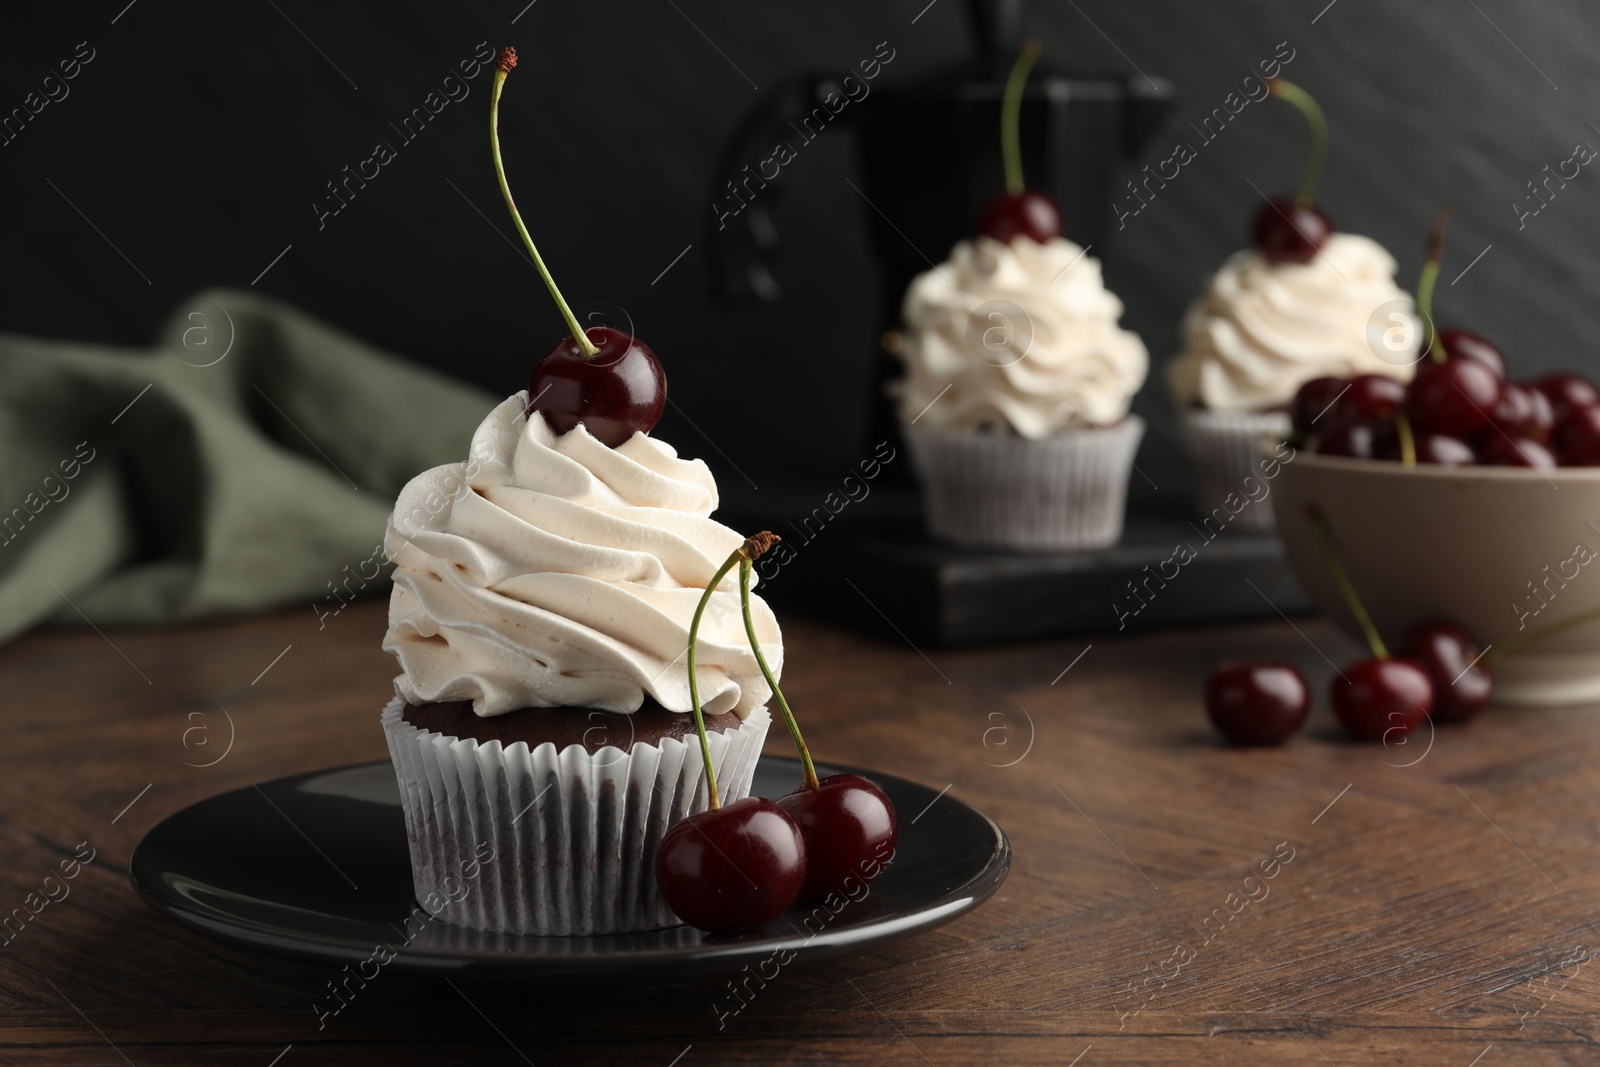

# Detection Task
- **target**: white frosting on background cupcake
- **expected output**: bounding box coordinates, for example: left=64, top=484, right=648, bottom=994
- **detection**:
left=1168, top=233, right=1418, bottom=412
left=896, top=235, right=1148, bottom=440
left=383, top=393, right=780, bottom=718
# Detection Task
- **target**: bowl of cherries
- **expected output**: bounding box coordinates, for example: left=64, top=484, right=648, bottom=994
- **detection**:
left=1269, top=214, right=1600, bottom=707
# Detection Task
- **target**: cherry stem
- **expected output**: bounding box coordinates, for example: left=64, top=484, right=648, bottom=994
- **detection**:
left=1485, top=604, right=1600, bottom=663
left=739, top=555, right=819, bottom=791
left=1000, top=40, right=1042, bottom=197
left=489, top=49, right=598, bottom=359
left=1416, top=208, right=1450, bottom=364
left=1306, top=505, right=1388, bottom=659
left=1267, top=79, right=1327, bottom=209
left=1395, top=411, right=1417, bottom=467
left=686, top=547, right=745, bottom=811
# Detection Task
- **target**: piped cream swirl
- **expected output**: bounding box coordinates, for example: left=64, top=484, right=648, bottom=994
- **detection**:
left=894, top=235, right=1148, bottom=439
left=382, top=394, right=780, bottom=718
left=1168, top=233, right=1418, bottom=412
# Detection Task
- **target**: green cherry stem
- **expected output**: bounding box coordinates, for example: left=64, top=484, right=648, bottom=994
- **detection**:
left=1000, top=40, right=1042, bottom=197
left=489, top=47, right=598, bottom=359
left=1485, top=604, right=1600, bottom=663
left=1267, top=79, right=1327, bottom=209
left=1415, top=208, right=1450, bottom=364
left=1306, top=506, right=1388, bottom=659
left=737, top=546, right=819, bottom=791
left=1395, top=411, right=1417, bottom=467
left=686, top=545, right=746, bottom=811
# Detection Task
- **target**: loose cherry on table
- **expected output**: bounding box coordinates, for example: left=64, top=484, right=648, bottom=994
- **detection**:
left=490, top=46, right=667, bottom=449
left=1204, top=661, right=1310, bottom=745
left=977, top=40, right=1062, bottom=245
left=777, top=774, right=898, bottom=901
left=1331, top=657, right=1433, bottom=741
left=656, top=797, right=807, bottom=933
left=1399, top=621, right=1492, bottom=724
left=1252, top=79, right=1333, bottom=264
left=1307, top=506, right=1436, bottom=742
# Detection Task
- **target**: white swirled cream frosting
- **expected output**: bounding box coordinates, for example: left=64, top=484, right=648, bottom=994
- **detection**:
left=1168, top=233, right=1418, bottom=412
left=895, top=235, right=1148, bottom=439
left=383, top=394, right=780, bottom=718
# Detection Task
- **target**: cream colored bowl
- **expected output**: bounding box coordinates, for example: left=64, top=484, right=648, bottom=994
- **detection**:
left=1269, top=451, right=1600, bottom=706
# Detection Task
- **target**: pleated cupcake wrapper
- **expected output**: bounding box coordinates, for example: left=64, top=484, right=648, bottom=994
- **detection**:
left=1179, top=409, right=1292, bottom=533
left=381, top=697, right=771, bottom=936
left=905, top=418, right=1144, bottom=552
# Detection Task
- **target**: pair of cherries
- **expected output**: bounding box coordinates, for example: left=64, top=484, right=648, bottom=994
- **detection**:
left=654, top=535, right=899, bottom=934
left=490, top=53, right=896, bottom=932
left=1207, top=619, right=1491, bottom=746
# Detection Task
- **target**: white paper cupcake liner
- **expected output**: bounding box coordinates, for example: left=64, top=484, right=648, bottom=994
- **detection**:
left=381, top=697, right=771, bottom=936
left=904, top=417, right=1144, bottom=552
left=1179, top=409, right=1292, bottom=533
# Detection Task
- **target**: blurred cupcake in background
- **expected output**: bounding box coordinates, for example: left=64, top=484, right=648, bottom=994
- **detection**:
left=1167, top=78, right=1418, bottom=531
left=894, top=233, right=1149, bottom=552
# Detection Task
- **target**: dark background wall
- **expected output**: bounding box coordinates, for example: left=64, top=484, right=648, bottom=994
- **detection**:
left=5, top=0, right=1598, bottom=512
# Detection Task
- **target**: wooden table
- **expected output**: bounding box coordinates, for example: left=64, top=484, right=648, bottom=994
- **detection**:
left=3, top=597, right=1596, bottom=1065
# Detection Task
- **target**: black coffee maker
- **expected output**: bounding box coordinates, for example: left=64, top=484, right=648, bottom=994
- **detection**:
left=707, top=0, right=1173, bottom=448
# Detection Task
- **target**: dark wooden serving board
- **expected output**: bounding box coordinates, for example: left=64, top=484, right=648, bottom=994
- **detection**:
left=729, top=489, right=1312, bottom=647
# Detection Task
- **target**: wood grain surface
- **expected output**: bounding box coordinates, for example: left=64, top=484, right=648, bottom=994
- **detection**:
left=1, top=597, right=1595, bottom=1065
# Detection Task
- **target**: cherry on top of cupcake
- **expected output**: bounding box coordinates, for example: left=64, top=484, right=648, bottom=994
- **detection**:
left=488, top=45, right=666, bottom=448
left=976, top=40, right=1063, bottom=246
left=1250, top=79, right=1333, bottom=265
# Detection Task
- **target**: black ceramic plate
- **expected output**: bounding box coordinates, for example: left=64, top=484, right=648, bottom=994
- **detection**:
left=130, top=758, right=1009, bottom=981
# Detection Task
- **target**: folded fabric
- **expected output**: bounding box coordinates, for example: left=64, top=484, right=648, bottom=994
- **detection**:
left=0, top=289, right=493, bottom=644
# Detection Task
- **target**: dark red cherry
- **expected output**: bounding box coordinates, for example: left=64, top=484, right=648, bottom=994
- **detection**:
left=1316, top=420, right=1395, bottom=460
left=1336, top=374, right=1406, bottom=424
left=1489, top=382, right=1555, bottom=442
left=1537, top=372, right=1600, bottom=419
left=1399, top=621, right=1491, bottom=724
left=1251, top=197, right=1333, bottom=264
left=1204, top=660, right=1310, bottom=745
left=1404, top=358, right=1501, bottom=438
left=655, top=797, right=806, bottom=933
left=776, top=774, right=897, bottom=902
left=1435, top=328, right=1506, bottom=379
left=1291, top=375, right=1349, bottom=435
left=1331, top=657, right=1433, bottom=741
left=1478, top=434, right=1557, bottom=470
left=1413, top=433, right=1476, bottom=466
left=977, top=189, right=1062, bottom=245
left=1554, top=405, right=1600, bottom=466
left=525, top=325, right=667, bottom=448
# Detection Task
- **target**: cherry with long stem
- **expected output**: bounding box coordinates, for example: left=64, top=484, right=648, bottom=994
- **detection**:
left=734, top=532, right=898, bottom=902
left=1252, top=79, right=1333, bottom=263
left=977, top=41, right=1061, bottom=244
left=655, top=536, right=807, bottom=933
left=1307, top=507, right=1433, bottom=741
left=490, top=48, right=596, bottom=358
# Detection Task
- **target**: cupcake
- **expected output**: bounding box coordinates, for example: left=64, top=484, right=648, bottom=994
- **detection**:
left=1167, top=78, right=1418, bottom=532
left=381, top=395, right=778, bottom=935
left=894, top=234, right=1149, bottom=551
left=1167, top=233, right=1417, bottom=531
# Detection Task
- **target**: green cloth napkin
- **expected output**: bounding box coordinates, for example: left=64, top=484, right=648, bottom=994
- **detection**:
left=0, top=289, right=493, bottom=644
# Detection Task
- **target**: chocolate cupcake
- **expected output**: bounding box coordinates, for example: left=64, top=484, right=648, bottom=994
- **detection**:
left=381, top=394, right=776, bottom=936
